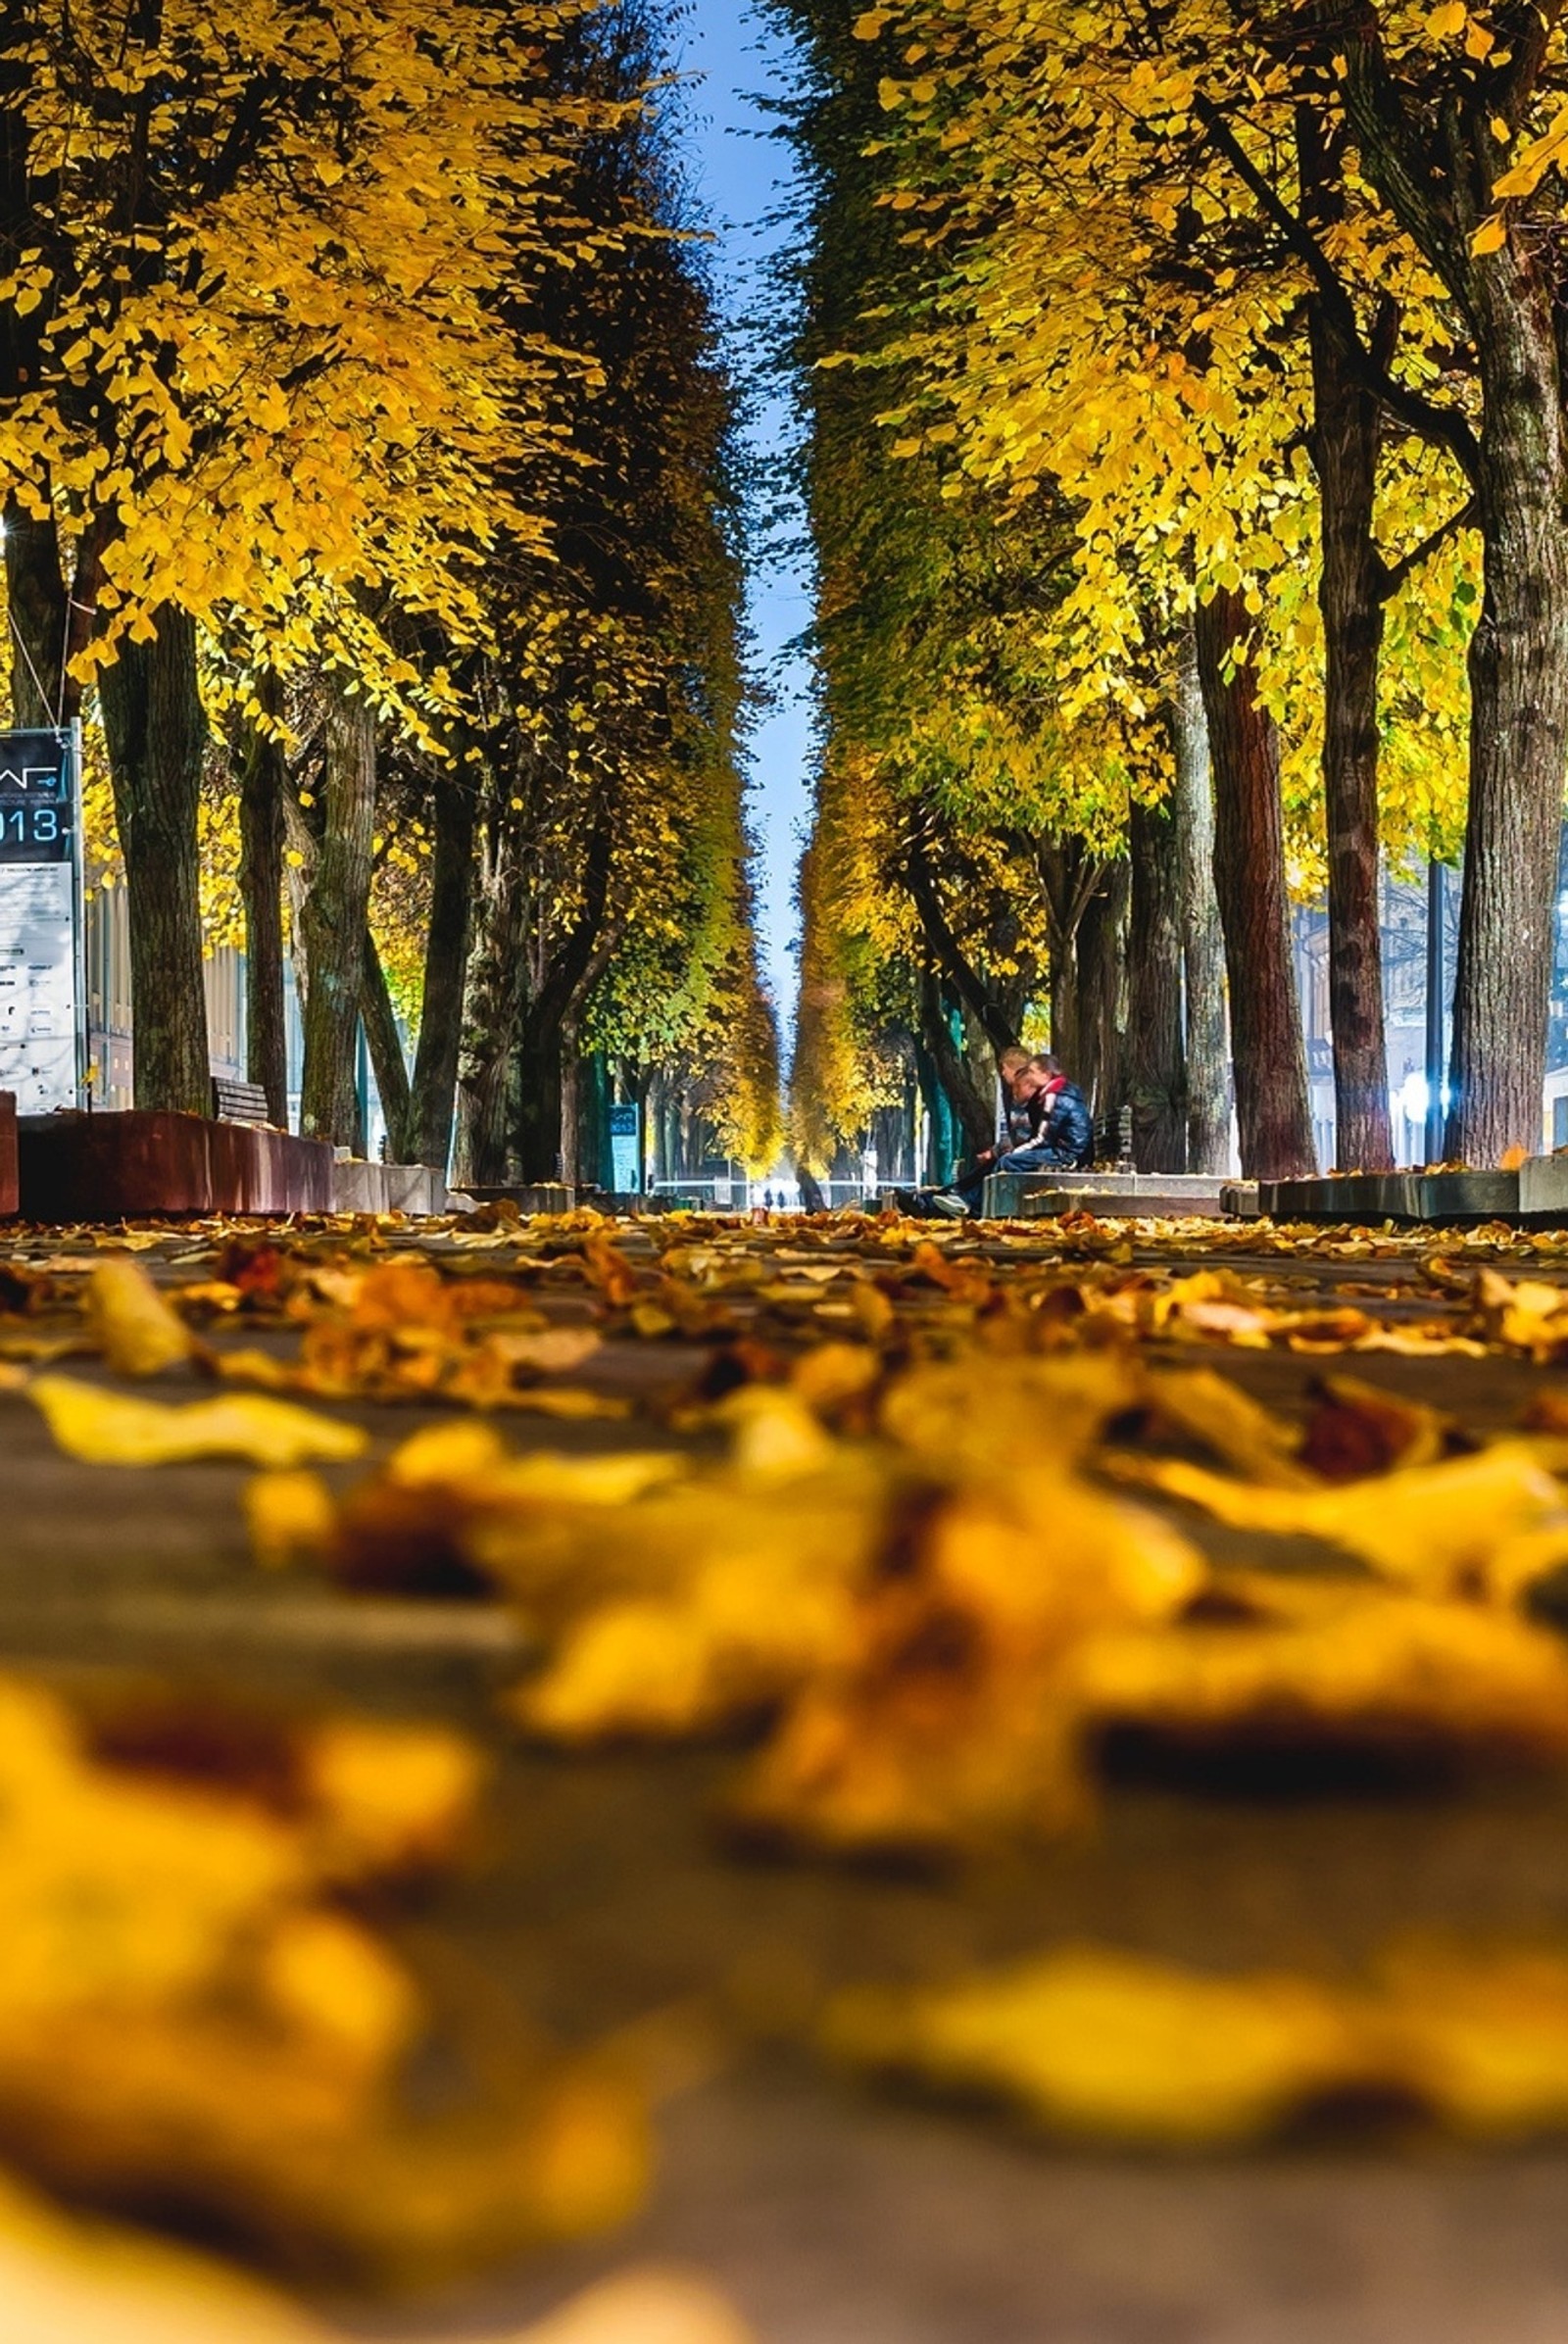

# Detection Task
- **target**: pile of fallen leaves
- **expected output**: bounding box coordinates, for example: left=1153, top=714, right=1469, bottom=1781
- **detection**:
left=0, top=1673, right=644, bottom=2290
left=17, top=1205, right=1568, bottom=2314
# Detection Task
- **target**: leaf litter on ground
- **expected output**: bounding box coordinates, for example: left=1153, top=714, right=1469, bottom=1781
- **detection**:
left=23, top=1205, right=1568, bottom=2295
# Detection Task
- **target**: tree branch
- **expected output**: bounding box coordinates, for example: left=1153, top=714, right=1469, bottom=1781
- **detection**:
left=899, top=828, right=1019, bottom=1057
left=1196, top=93, right=1481, bottom=483
left=1376, top=497, right=1476, bottom=600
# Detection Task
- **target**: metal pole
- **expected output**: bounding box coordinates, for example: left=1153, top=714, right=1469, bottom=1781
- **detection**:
left=1424, top=857, right=1446, bottom=1164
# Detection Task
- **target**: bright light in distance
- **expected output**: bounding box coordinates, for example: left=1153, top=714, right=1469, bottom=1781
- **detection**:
left=1398, top=1071, right=1430, bottom=1124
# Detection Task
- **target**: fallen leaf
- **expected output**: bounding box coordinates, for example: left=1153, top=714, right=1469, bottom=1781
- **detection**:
left=0, top=1673, right=645, bottom=2284
left=825, top=1944, right=1361, bottom=2145
left=728, top=1478, right=1205, bottom=1856
left=29, top=1376, right=368, bottom=1468
left=243, top=1470, right=337, bottom=1569
left=1297, top=1373, right=1453, bottom=1481
left=85, top=1259, right=193, bottom=1378
left=520, top=2264, right=761, bottom=2344
left=1070, top=1577, right=1568, bottom=1774
left=1108, top=1441, right=1568, bottom=1598
left=1144, top=1367, right=1312, bottom=1487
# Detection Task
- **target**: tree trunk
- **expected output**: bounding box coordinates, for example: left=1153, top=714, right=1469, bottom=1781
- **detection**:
left=361, top=929, right=411, bottom=1160
left=508, top=812, right=616, bottom=1183
left=298, top=681, right=376, bottom=1148
left=919, top=970, right=994, bottom=1155
left=1128, top=797, right=1187, bottom=1171
left=514, top=1005, right=565, bottom=1183
left=1445, top=298, right=1568, bottom=1164
left=97, top=607, right=211, bottom=1116
left=1167, top=629, right=1231, bottom=1171
left=903, top=829, right=1020, bottom=1056
left=1074, top=862, right=1128, bottom=1131
left=405, top=775, right=475, bottom=1172
left=3, top=497, right=67, bottom=730
left=1309, top=302, right=1394, bottom=1170
left=1195, top=587, right=1317, bottom=1180
left=237, top=674, right=289, bottom=1127
left=454, top=810, right=524, bottom=1189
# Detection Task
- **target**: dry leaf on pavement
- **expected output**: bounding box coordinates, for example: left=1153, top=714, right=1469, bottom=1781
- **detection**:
left=28, top=1376, right=368, bottom=1469
left=85, top=1258, right=194, bottom=1378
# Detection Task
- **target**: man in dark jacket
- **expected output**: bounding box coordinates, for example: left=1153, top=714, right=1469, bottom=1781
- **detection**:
left=927, top=1052, right=1093, bottom=1217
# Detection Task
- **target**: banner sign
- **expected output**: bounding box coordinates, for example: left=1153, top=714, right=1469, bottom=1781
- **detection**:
left=0, top=727, right=83, bottom=1112
left=609, top=1099, right=640, bottom=1195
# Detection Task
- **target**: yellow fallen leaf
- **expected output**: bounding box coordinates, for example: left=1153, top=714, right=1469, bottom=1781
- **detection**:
left=510, top=1460, right=887, bottom=1741
left=387, top=1417, right=512, bottom=1484
left=1374, top=1939, right=1568, bottom=2137
left=492, top=1326, right=605, bottom=1374
left=1475, top=1268, right=1568, bottom=1359
left=1145, top=1366, right=1313, bottom=1487
left=506, top=1387, right=631, bottom=1420
left=880, top=1351, right=1140, bottom=1474
left=244, top=1469, right=337, bottom=1569
left=0, top=2168, right=332, bottom=2344
left=729, top=1478, right=1205, bottom=1855
left=1070, top=1578, right=1568, bottom=1771
left=212, top=1346, right=299, bottom=1390
left=300, top=1717, right=485, bottom=1877
left=827, top=1934, right=1568, bottom=2153
left=29, top=1376, right=368, bottom=1468
left=0, top=1670, right=643, bottom=2285
left=85, top=1258, right=192, bottom=1377
left=521, top=2265, right=761, bottom=2344
left=826, top=1944, right=1361, bottom=2146
left=1109, top=1441, right=1567, bottom=1597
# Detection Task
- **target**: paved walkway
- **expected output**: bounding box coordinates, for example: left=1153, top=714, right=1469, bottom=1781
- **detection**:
left=7, top=1211, right=1568, bottom=2342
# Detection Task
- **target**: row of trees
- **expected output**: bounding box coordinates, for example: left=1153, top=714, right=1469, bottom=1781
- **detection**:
left=780, top=0, right=1568, bottom=1179
left=1, top=0, right=780, bottom=1186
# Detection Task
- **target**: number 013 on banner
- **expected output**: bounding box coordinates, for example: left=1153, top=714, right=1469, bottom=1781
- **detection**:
left=0, top=727, right=86, bottom=1114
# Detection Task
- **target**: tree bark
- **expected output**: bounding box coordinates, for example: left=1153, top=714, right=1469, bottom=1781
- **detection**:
left=1195, top=587, right=1317, bottom=1180
left=361, top=929, right=411, bottom=1161
left=1444, top=298, right=1568, bottom=1163
left=902, top=829, right=1020, bottom=1057
left=454, top=808, right=525, bottom=1189
left=918, top=969, right=994, bottom=1155
left=97, top=607, right=211, bottom=1116
left=1074, top=862, right=1128, bottom=1132
left=510, top=814, right=616, bottom=1182
left=1337, top=32, right=1568, bottom=1163
left=298, top=681, right=376, bottom=1148
left=237, top=674, right=289, bottom=1127
left=514, top=1010, right=565, bottom=1183
left=3, top=497, right=68, bottom=730
left=405, top=774, right=475, bottom=1172
left=1308, top=301, right=1395, bottom=1170
left=1167, top=628, right=1231, bottom=1171
left=1128, top=797, right=1187, bottom=1171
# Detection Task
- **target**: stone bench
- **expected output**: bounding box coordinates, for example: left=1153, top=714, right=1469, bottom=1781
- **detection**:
left=461, top=1183, right=576, bottom=1216
left=980, top=1170, right=1234, bottom=1220
left=331, top=1160, right=464, bottom=1216
left=1257, top=1159, right=1568, bottom=1227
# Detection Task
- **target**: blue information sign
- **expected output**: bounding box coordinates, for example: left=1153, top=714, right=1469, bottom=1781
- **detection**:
left=609, top=1100, right=640, bottom=1194
left=0, top=726, right=83, bottom=1111
left=0, top=732, right=73, bottom=862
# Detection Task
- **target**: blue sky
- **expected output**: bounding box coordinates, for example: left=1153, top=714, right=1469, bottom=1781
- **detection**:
left=673, top=0, right=814, bottom=1040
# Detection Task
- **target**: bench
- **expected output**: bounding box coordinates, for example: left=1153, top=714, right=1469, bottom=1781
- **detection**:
left=211, top=1075, right=271, bottom=1127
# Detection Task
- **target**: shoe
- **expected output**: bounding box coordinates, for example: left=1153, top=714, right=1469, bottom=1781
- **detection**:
left=926, top=1190, right=971, bottom=1218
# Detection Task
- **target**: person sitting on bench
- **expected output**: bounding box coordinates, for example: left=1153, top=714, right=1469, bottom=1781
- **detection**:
left=926, top=1052, right=1093, bottom=1217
